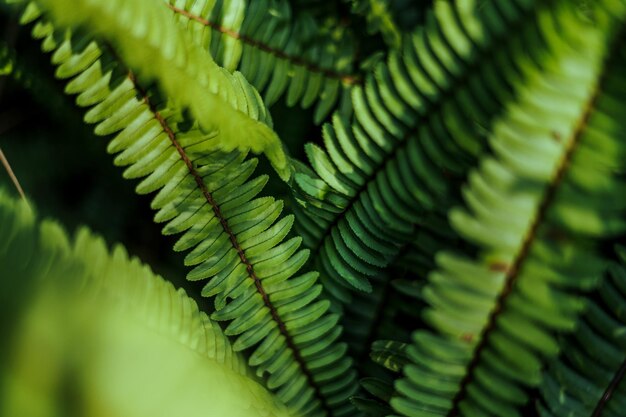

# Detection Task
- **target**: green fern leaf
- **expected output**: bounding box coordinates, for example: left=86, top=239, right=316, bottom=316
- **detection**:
left=392, top=3, right=626, bottom=416
left=293, top=0, right=545, bottom=303
left=0, top=190, right=290, bottom=417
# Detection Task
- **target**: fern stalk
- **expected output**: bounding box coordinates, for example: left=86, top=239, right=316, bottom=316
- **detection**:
left=592, top=359, right=626, bottom=416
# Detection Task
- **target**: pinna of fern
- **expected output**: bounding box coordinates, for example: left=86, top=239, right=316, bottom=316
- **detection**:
left=7, top=1, right=361, bottom=416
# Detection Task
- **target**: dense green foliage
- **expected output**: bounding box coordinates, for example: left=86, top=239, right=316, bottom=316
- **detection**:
left=0, top=190, right=290, bottom=417
left=1, top=0, right=626, bottom=417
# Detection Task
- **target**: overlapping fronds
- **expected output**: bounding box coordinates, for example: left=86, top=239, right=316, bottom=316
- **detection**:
left=537, top=256, right=626, bottom=417
left=293, top=0, right=551, bottom=302
left=11, top=3, right=360, bottom=415
left=168, top=0, right=359, bottom=123
left=341, top=216, right=457, bottom=358
left=6, top=1, right=626, bottom=417
left=391, top=3, right=626, bottom=416
left=27, top=0, right=291, bottom=180
left=348, top=226, right=450, bottom=415
left=0, top=190, right=290, bottom=417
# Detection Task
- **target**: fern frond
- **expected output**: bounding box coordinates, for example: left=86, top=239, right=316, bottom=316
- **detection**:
left=391, top=4, right=626, bottom=416
left=0, top=190, right=290, bottom=417
left=537, top=257, right=626, bottom=417
left=33, top=0, right=292, bottom=180
left=167, top=0, right=359, bottom=123
left=293, top=0, right=550, bottom=300
left=11, top=3, right=360, bottom=415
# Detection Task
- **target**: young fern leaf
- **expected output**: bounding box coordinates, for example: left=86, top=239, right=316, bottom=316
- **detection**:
left=537, top=258, right=626, bottom=417
left=293, top=0, right=547, bottom=301
left=34, top=0, right=292, bottom=180
left=167, top=0, right=360, bottom=123
left=392, top=4, right=626, bottom=416
left=13, top=4, right=360, bottom=416
left=0, top=191, right=290, bottom=417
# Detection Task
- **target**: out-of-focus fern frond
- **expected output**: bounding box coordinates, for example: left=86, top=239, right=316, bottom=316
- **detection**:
left=0, top=189, right=291, bottom=417
left=392, top=4, right=626, bottom=416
